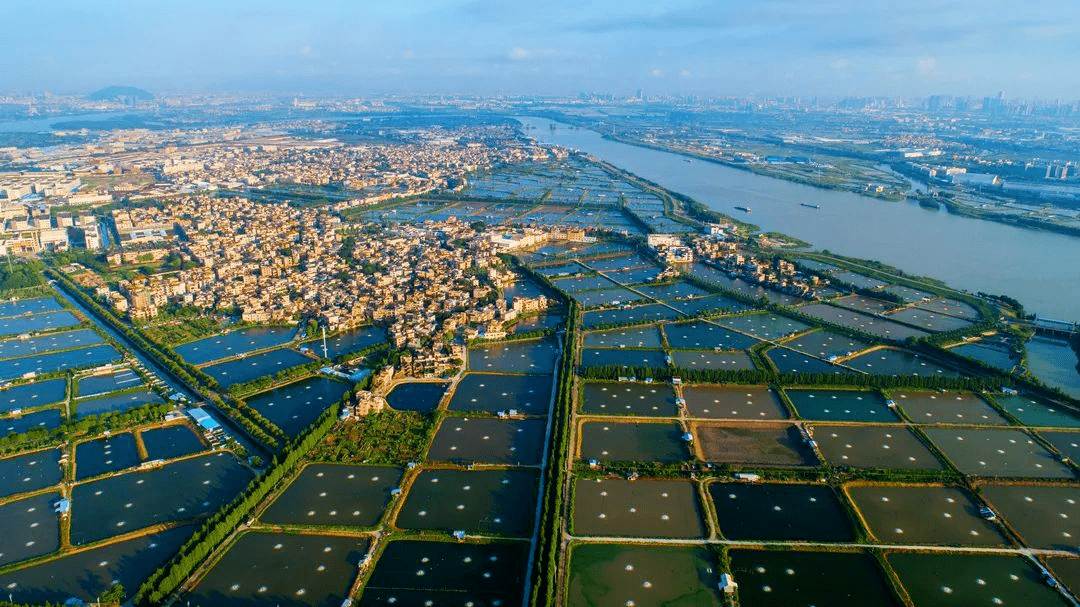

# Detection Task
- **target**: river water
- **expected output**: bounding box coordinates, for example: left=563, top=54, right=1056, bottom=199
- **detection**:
left=517, top=117, right=1080, bottom=322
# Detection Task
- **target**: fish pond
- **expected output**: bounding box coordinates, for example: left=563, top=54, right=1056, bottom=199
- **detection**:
left=0, top=525, right=194, bottom=605
left=887, top=307, right=975, bottom=332
left=572, top=287, right=644, bottom=308
left=718, top=313, right=811, bottom=340
left=468, top=337, right=558, bottom=374
left=581, top=303, right=682, bottom=329
left=951, top=339, right=1020, bottom=371
left=1041, top=430, right=1080, bottom=462
left=783, top=329, right=872, bottom=360
left=924, top=427, right=1074, bottom=478
left=683, top=385, right=788, bottom=420
left=583, top=325, right=663, bottom=349
left=888, top=552, right=1070, bottom=607
left=991, top=394, right=1080, bottom=428
left=892, top=390, right=1009, bottom=425
left=395, top=468, right=539, bottom=536
left=578, top=421, right=688, bottom=463
left=0, top=449, right=62, bottom=498
left=1025, top=336, right=1080, bottom=399
left=981, top=484, right=1080, bottom=551
left=0, top=344, right=122, bottom=381
left=766, top=348, right=854, bottom=375
left=386, top=380, right=451, bottom=413
left=448, top=374, right=550, bottom=415
left=581, top=382, right=678, bottom=417
left=634, top=281, right=711, bottom=301
left=0, top=310, right=81, bottom=338
left=844, top=348, right=960, bottom=377
left=572, top=478, right=705, bottom=538
left=358, top=540, right=528, bottom=607
left=0, top=297, right=63, bottom=317
left=580, top=348, right=667, bottom=370
left=784, top=389, right=898, bottom=423
left=201, top=348, right=313, bottom=389
left=73, top=388, right=164, bottom=419
left=846, top=485, right=1009, bottom=546
left=76, top=367, right=142, bottom=397
left=186, top=531, right=369, bottom=607
left=74, top=432, right=141, bottom=480
left=670, top=350, right=755, bottom=370
left=567, top=544, right=723, bottom=607
left=0, top=328, right=102, bottom=360
left=730, top=549, right=902, bottom=607
left=0, top=378, right=67, bottom=414
left=693, top=423, right=818, bottom=466
left=709, top=482, right=854, bottom=542
left=663, top=320, right=759, bottom=350
left=69, top=452, right=251, bottom=545
left=427, top=417, right=546, bottom=466
left=815, top=426, right=944, bottom=470
left=303, top=325, right=388, bottom=359
left=261, top=464, right=403, bottom=527
left=244, top=377, right=350, bottom=437
left=0, top=492, right=61, bottom=567
left=2, top=409, right=63, bottom=436
left=796, top=303, right=930, bottom=341
left=139, top=423, right=206, bottom=461
left=174, top=326, right=295, bottom=365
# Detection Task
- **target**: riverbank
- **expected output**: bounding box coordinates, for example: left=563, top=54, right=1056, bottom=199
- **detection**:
left=608, top=132, right=1080, bottom=240
left=517, top=115, right=1080, bottom=322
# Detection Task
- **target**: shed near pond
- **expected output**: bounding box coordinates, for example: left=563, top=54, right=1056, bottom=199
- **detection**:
left=188, top=406, right=221, bottom=432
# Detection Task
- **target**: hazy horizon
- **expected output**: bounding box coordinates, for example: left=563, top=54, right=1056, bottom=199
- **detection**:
left=4, top=0, right=1079, bottom=99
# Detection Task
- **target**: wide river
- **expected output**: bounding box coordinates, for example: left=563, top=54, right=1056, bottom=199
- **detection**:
left=518, top=117, right=1080, bottom=322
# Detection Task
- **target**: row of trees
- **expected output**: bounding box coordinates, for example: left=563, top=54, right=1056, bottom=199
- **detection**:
left=47, top=268, right=285, bottom=449
left=0, top=402, right=171, bottom=456
left=578, top=361, right=1006, bottom=393
left=529, top=301, right=577, bottom=607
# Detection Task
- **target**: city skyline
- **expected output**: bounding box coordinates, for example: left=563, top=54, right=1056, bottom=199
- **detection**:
left=4, top=0, right=1079, bottom=99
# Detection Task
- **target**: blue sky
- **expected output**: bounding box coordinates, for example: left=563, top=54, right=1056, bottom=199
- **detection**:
left=4, top=0, right=1079, bottom=98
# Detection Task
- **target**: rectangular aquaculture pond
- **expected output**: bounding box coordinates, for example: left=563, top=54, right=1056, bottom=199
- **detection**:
left=395, top=468, right=539, bottom=537
left=578, top=421, right=689, bottom=463
left=572, top=478, right=706, bottom=538
left=846, top=484, right=1009, bottom=546
left=581, top=382, right=678, bottom=417
left=427, top=417, right=546, bottom=465
left=261, top=464, right=403, bottom=527
left=448, top=374, right=551, bottom=415
left=709, top=482, right=854, bottom=542
left=693, top=423, right=818, bottom=466
left=683, top=385, right=788, bottom=420
left=566, top=544, right=723, bottom=607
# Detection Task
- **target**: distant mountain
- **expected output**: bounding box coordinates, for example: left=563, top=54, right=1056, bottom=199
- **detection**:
left=86, top=86, right=154, bottom=102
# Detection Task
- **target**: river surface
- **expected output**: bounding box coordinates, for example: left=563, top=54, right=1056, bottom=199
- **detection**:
left=517, top=117, right=1080, bottom=322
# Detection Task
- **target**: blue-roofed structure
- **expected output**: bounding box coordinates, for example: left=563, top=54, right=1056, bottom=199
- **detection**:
left=188, top=406, right=221, bottom=432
